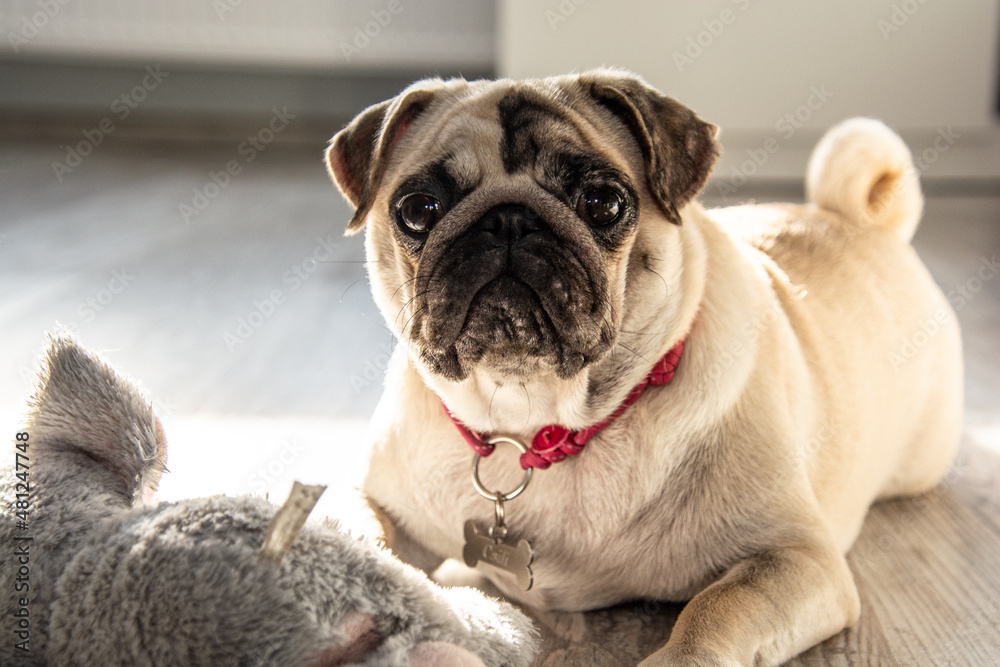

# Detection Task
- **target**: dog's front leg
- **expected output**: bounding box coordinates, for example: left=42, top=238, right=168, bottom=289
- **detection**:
left=641, top=543, right=860, bottom=667
left=369, top=501, right=447, bottom=575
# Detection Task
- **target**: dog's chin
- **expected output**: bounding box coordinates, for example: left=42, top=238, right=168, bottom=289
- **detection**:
left=418, top=278, right=599, bottom=382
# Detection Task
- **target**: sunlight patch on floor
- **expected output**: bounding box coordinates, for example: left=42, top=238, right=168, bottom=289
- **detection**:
left=153, top=414, right=376, bottom=534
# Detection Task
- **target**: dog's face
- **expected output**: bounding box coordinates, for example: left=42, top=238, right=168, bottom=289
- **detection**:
left=327, top=71, right=718, bottom=384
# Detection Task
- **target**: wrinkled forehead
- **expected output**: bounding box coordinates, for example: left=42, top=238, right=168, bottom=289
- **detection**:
left=383, top=80, right=641, bottom=194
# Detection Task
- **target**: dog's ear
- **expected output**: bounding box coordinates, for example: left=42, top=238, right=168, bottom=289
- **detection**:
left=26, top=334, right=167, bottom=506
left=326, top=87, right=438, bottom=235
left=584, top=73, right=719, bottom=223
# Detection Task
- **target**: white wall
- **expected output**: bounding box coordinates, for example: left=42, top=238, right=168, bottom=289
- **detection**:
left=1, top=0, right=495, bottom=71
left=0, top=0, right=496, bottom=128
left=499, top=0, right=1000, bottom=182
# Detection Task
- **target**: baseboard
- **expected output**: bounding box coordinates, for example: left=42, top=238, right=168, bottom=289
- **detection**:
left=3, top=59, right=998, bottom=196
left=707, top=126, right=1000, bottom=200
left=0, top=58, right=493, bottom=144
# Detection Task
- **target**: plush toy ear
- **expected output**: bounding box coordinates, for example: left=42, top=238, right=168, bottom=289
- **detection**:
left=326, top=86, right=438, bottom=235
left=584, top=72, right=719, bottom=223
left=25, top=334, right=166, bottom=506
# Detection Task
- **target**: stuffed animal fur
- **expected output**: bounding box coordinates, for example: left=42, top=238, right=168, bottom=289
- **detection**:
left=0, top=335, right=538, bottom=666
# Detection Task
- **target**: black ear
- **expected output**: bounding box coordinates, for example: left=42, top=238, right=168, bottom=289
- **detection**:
left=585, top=73, right=719, bottom=223
left=326, top=88, right=438, bottom=235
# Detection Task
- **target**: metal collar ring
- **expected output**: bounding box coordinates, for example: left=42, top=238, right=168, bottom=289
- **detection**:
left=471, top=436, right=533, bottom=501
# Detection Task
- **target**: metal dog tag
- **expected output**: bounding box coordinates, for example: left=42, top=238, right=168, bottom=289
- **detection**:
left=465, top=437, right=535, bottom=590
left=463, top=519, right=534, bottom=590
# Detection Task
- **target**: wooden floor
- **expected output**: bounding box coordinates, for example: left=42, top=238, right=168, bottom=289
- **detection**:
left=0, top=136, right=998, bottom=665
left=530, top=444, right=1000, bottom=666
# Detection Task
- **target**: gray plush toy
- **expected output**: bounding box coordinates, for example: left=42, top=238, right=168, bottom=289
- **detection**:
left=0, top=336, right=538, bottom=666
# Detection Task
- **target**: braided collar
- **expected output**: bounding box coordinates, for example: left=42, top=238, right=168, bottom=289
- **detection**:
left=443, top=339, right=684, bottom=470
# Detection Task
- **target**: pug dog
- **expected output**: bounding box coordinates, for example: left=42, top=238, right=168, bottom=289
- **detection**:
left=324, top=70, right=962, bottom=666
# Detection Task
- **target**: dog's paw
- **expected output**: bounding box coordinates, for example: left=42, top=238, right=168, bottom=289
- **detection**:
left=638, top=647, right=741, bottom=667
left=410, top=641, right=487, bottom=667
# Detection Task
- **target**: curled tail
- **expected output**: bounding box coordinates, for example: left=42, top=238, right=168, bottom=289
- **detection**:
left=806, top=118, right=923, bottom=243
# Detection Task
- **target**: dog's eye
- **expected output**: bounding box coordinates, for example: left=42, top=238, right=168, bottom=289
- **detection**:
left=398, top=193, right=444, bottom=233
left=577, top=187, right=623, bottom=227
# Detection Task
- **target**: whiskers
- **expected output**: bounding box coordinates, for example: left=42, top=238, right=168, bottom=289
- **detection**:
left=616, top=341, right=654, bottom=365
left=338, top=275, right=370, bottom=302
left=642, top=254, right=671, bottom=300
left=397, top=290, right=433, bottom=338
left=393, top=272, right=447, bottom=341
left=488, top=375, right=533, bottom=434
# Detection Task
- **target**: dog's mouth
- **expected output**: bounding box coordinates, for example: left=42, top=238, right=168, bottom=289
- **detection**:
left=413, top=236, right=614, bottom=382
left=451, top=276, right=560, bottom=370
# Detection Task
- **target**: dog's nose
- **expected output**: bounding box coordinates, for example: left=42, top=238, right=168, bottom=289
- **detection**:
left=475, top=204, right=545, bottom=246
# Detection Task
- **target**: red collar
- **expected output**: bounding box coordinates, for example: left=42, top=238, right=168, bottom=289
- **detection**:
left=443, top=339, right=684, bottom=470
